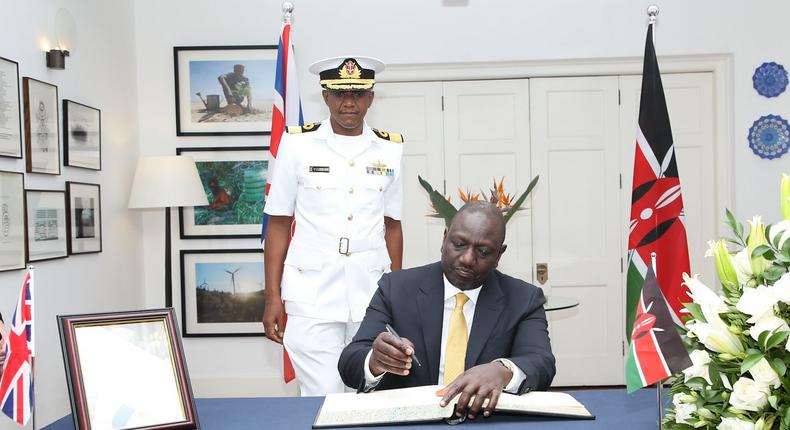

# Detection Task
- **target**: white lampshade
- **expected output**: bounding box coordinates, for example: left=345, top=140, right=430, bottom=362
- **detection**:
left=128, top=155, right=209, bottom=209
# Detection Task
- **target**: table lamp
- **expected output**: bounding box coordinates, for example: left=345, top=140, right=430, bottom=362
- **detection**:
left=128, top=155, right=208, bottom=307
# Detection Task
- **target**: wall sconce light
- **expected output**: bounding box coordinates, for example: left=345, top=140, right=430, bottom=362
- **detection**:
left=46, top=8, right=76, bottom=70
left=46, top=49, right=69, bottom=69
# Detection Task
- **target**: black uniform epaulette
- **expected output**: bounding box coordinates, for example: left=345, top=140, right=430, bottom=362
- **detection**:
left=372, top=128, right=404, bottom=143
left=287, top=122, right=321, bottom=134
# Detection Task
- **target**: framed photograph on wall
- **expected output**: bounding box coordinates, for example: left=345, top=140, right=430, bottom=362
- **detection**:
left=24, top=189, right=67, bottom=262
left=63, top=100, right=101, bottom=170
left=0, top=56, right=23, bottom=158
left=23, top=77, right=60, bottom=174
left=0, top=170, right=25, bottom=271
left=66, top=181, right=102, bottom=254
left=180, top=249, right=265, bottom=337
left=173, top=45, right=277, bottom=136
left=177, top=146, right=269, bottom=239
left=58, top=308, right=199, bottom=430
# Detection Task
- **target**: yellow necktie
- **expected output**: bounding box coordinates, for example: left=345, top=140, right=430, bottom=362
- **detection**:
left=444, top=292, right=470, bottom=384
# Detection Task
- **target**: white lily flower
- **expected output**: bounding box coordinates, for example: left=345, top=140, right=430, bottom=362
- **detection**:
left=768, top=220, right=790, bottom=253
left=684, top=274, right=727, bottom=315
left=732, top=248, right=754, bottom=284
left=736, top=284, right=778, bottom=323
left=772, top=273, right=790, bottom=304
left=750, top=312, right=790, bottom=342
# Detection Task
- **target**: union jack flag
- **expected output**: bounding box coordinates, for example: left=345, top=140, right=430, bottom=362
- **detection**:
left=261, top=21, right=304, bottom=242
left=0, top=271, right=34, bottom=425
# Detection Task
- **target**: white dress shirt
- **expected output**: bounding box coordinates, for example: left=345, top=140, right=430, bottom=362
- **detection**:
left=363, top=275, right=526, bottom=392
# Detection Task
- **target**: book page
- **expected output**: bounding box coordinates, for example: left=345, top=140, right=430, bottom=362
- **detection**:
left=496, top=391, right=594, bottom=418
left=314, top=385, right=453, bottom=428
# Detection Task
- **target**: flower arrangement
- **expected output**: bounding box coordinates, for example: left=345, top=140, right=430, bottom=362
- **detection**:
left=418, top=175, right=539, bottom=227
left=664, top=174, right=790, bottom=430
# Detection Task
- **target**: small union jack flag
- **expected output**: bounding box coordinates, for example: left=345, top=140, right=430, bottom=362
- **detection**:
left=0, top=271, right=34, bottom=425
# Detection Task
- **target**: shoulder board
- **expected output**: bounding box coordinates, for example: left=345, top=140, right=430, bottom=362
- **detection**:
left=372, top=128, right=404, bottom=143
left=287, top=122, right=322, bottom=134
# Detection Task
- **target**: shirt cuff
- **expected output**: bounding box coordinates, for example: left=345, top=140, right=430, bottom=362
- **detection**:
left=363, top=350, right=386, bottom=390
left=496, top=358, right=526, bottom=394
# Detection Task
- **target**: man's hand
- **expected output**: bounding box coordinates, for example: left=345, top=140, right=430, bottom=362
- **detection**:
left=369, top=332, right=415, bottom=377
left=436, top=362, right=513, bottom=419
left=263, top=298, right=286, bottom=344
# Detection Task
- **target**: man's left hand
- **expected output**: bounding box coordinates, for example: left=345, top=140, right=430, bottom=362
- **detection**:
left=435, top=362, right=513, bottom=419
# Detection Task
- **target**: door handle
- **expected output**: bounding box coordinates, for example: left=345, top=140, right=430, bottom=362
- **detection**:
left=536, top=263, right=548, bottom=285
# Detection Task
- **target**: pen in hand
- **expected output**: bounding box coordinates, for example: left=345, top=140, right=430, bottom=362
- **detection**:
left=385, top=323, right=422, bottom=367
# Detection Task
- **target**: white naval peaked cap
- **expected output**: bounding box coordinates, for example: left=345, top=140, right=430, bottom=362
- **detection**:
left=309, top=56, right=385, bottom=91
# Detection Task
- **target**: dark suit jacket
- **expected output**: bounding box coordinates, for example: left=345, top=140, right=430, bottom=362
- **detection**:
left=338, top=262, right=555, bottom=394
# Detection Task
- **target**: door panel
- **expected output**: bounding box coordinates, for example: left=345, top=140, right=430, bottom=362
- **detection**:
left=530, top=76, right=623, bottom=385
left=443, top=80, right=533, bottom=283
left=365, top=82, right=445, bottom=269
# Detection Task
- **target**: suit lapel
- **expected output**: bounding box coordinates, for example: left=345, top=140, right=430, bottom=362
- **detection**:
left=466, top=270, right=504, bottom=369
left=416, top=262, right=445, bottom=384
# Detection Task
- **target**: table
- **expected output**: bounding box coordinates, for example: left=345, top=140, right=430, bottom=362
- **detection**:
left=43, top=388, right=667, bottom=429
left=544, top=295, right=579, bottom=311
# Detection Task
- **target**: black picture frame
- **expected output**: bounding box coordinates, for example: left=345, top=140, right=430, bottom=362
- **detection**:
left=0, top=56, right=23, bottom=158
left=23, top=77, right=60, bottom=175
left=177, top=146, right=269, bottom=239
left=65, top=181, right=102, bottom=255
left=180, top=248, right=265, bottom=337
left=63, top=99, right=101, bottom=170
left=24, top=189, right=68, bottom=262
left=173, top=45, right=278, bottom=136
left=58, top=308, right=200, bottom=430
left=0, top=170, right=26, bottom=271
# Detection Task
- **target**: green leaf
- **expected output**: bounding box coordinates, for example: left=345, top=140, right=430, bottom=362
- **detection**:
left=766, top=330, right=790, bottom=350
left=784, top=406, right=790, bottom=428
left=740, top=352, right=764, bottom=375
left=752, top=244, right=774, bottom=259
left=503, top=175, right=539, bottom=224
left=758, top=330, right=771, bottom=347
left=684, top=302, right=708, bottom=323
left=725, top=208, right=744, bottom=240
left=417, top=175, right=457, bottom=228
left=764, top=265, right=788, bottom=283
left=771, top=357, right=787, bottom=377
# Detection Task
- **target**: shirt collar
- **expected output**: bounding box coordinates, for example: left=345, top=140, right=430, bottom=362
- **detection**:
left=442, top=273, right=482, bottom=305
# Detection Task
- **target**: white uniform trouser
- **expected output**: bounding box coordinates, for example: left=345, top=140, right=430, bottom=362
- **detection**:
left=283, top=314, right=361, bottom=396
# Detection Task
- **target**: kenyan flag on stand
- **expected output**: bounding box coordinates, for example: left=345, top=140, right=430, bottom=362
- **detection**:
left=625, top=23, right=693, bottom=391
left=625, top=267, right=691, bottom=392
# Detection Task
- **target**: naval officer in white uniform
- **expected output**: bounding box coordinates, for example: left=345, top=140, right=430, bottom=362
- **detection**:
left=262, top=56, right=404, bottom=396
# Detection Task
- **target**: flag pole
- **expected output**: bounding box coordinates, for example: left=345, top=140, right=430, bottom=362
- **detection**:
left=650, top=251, right=662, bottom=428
left=28, top=265, right=35, bottom=430
left=647, top=4, right=659, bottom=45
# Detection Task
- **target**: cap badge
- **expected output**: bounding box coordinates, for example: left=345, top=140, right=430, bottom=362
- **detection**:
left=339, top=59, right=362, bottom=79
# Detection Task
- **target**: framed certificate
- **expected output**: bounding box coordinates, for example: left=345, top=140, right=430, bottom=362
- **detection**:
left=58, top=308, right=199, bottom=430
left=24, top=189, right=68, bottom=262
left=0, top=56, right=22, bottom=158
left=23, top=77, right=60, bottom=174
left=0, top=170, right=25, bottom=271
left=66, top=181, right=102, bottom=254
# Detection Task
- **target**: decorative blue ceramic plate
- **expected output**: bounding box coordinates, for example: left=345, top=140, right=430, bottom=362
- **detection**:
left=753, top=62, right=788, bottom=97
left=748, top=114, right=790, bottom=159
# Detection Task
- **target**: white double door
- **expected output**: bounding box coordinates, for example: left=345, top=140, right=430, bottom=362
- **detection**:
left=366, top=72, right=716, bottom=386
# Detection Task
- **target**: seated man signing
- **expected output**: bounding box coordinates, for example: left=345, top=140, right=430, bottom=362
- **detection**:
left=338, top=201, right=555, bottom=420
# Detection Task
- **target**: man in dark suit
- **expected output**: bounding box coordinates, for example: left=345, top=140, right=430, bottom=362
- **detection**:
left=338, top=201, right=555, bottom=420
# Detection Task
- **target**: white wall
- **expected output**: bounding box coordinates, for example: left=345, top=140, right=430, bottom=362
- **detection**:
left=0, top=0, right=142, bottom=427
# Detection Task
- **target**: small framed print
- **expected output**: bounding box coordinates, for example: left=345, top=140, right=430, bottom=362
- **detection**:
left=177, top=146, right=269, bottom=239
left=0, top=170, right=25, bottom=271
left=0, top=56, right=23, bottom=158
left=173, top=45, right=277, bottom=136
left=24, top=189, right=67, bottom=262
left=63, top=100, right=101, bottom=170
left=23, top=77, right=60, bottom=174
left=66, top=181, right=102, bottom=255
left=58, top=308, right=200, bottom=430
left=180, top=249, right=265, bottom=337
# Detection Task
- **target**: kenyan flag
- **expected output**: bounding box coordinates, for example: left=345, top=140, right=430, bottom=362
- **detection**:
left=625, top=267, right=691, bottom=392
left=625, top=23, right=691, bottom=343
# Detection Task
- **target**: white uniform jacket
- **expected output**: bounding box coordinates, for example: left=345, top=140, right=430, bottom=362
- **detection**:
left=264, top=119, right=404, bottom=322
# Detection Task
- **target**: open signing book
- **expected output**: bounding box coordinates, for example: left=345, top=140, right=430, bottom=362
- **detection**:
left=313, top=385, right=594, bottom=428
